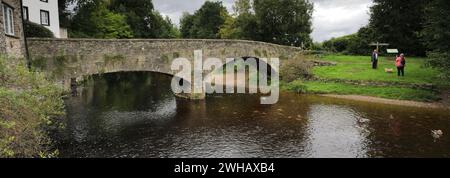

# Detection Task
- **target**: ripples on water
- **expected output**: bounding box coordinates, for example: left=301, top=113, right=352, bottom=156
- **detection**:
left=55, top=72, right=450, bottom=158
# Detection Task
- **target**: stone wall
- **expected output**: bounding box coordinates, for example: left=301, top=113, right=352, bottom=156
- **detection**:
left=0, top=0, right=26, bottom=58
left=27, top=38, right=304, bottom=80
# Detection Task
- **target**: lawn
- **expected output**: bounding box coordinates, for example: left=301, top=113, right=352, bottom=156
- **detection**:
left=313, top=55, right=448, bottom=86
left=281, top=54, right=448, bottom=102
left=302, top=81, right=439, bottom=102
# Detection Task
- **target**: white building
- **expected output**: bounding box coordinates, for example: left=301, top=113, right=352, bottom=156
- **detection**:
left=22, top=0, right=65, bottom=38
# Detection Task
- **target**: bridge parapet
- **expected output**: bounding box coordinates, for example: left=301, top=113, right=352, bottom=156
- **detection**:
left=27, top=38, right=304, bottom=99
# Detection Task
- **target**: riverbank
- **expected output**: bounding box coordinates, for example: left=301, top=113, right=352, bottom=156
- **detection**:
left=0, top=56, right=65, bottom=158
left=320, top=94, right=449, bottom=109
left=283, top=54, right=449, bottom=104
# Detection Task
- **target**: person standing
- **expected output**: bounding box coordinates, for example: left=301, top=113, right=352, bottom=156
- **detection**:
left=371, top=49, right=379, bottom=69
left=396, top=53, right=406, bottom=76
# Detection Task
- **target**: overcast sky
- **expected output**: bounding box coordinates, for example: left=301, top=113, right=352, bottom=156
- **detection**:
left=153, top=0, right=373, bottom=42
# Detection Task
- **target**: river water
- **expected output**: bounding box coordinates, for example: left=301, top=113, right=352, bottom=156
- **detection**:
left=55, top=72, right=450, bottom=158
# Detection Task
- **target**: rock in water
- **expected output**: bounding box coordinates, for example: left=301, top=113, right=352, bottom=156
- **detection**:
left=431, top=130, right=443, bottom=139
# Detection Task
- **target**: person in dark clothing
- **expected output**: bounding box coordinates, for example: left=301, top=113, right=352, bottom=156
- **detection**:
left=396, top=53, right=406, bottom=76
left=371, top=49, right=379, bottom=69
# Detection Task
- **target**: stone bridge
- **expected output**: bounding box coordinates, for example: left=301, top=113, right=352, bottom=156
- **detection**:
left=27, top=38, right=304, bottom=99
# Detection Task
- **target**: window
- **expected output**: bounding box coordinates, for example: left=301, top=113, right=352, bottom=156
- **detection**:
left=23, top=6, right=28, bottom=21
left=3, top=3, right=14, bottom=36
left=40, top=10, right=50, bottom=26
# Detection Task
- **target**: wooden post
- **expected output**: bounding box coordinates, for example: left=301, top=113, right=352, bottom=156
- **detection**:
left=369, top=42, right=390, bottom=52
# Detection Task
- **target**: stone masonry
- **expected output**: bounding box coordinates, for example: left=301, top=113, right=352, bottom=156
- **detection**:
left=27, top=38, right=304, bottom=99
left=0, top=0, right=26, bottom=58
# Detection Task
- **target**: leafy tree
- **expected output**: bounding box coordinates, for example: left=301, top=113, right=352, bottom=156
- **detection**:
left=180, top=1, right=228, bottom=39
left=58, top=0, right=71, bottom=28
left=69, top=0, right=133, bottom=38
left=180, top=12, right=195, bottom=38
left=152, top=13, right=180, bottom=38
left=233, top=0, right=252, bottom=15
left=65, top=0, right=179, bottom=39
left=346, top=26, right=376, bottom=55
left=92, top=7, right=133, bottom=39
left=219, top=13, right=240, bottom=39
left=369, top=0, right=429, bottom=56
left=109, top=0, right=157, bottom=38
left=422, top=0, right=450, bottom=78
left=253, top=0, right=313, bottom=47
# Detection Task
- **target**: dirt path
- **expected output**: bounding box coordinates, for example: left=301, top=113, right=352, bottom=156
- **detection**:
left=321, top=94, right=450, bottom=109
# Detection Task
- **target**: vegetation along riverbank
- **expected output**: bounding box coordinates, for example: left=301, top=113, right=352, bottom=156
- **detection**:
left=281, top=54, right=450, bottom=106
left=0, top=56, right=65, bottom=157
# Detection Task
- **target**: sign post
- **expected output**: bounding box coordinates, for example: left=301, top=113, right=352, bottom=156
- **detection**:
left=369, top=42, right=390, bottom=51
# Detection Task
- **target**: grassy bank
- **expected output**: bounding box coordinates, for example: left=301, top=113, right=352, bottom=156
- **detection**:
left=0, top=56, right=64, bottom=158
left=282, top=55, right=448, bottom=102
left=283, top=80, right=439, bottom=102
left=313, top=55, right=448, bottom=86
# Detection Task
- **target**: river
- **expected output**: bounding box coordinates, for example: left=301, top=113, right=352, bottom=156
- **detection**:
left=54, top=72, right=450, bottom=158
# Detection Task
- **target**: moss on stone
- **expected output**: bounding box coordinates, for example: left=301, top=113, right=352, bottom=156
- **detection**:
left=254, top=49, right=261, bottom=57
left=161, top=54, right=170, bottom=63
left=30, top=56, right=47, bottom=70
left=104, top=54, right=125, bottom=65
left=173, top=52, right=180, bottom=58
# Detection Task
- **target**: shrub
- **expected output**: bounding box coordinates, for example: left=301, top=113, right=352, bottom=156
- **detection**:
left=280, top=54, right=313, bottom=82
left=282, top=80, right=308, bottom=93
left=24, top=21, right=54, bottom=38
left=0, top=56, right=64, bottom=158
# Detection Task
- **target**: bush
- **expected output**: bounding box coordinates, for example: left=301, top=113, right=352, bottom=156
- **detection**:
left=282, top=80, right=308, bottom=93
left=24, top=21, right=54, bottom=38
left=280, top=55, right=313, bottom=82
left=0, top=56, right=64, bottom=158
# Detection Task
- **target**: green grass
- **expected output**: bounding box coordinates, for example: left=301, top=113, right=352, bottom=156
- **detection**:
left=304, top=81, right=439, bottom=102
left=313, top=55, right=448, bottom=86
left=280, top=54, right=449, bottom=102
left=282, top=80, right=439, bottom=102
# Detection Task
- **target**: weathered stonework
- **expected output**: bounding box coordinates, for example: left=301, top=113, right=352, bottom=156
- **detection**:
left=27, top=38, right=304, bottom=99
left=0, top=0, right=26, bottom=58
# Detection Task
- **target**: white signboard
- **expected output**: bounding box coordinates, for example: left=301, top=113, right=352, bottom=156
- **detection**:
left=387, top=49, right=399, bottom=54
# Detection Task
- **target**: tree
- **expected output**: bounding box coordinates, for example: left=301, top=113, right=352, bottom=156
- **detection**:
left=152, top=13, right=180, bottom=38
left=58, top=0, right=71, bottom=28
left=92, top=8, right=133, bottom=39
left=180, top=12, right=195, bottom=38
left=253, top=0, right=313, bottom=47
left=219, top=14, right=240, bottom=39
left=422, top=0, right=450, bottom=78
left=369, top=0, right=429, bottom=56
left=66, top=0, right=179, bottom=39
left=109, top=0, right=158, bottom=38
left=233, top=0, right=252, bottom=15
left=69, top=0, right=133, bottom=38
left=180, top=1, right=228, bottom=39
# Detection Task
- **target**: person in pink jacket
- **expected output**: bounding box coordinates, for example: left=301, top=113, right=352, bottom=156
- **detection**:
left=396, top=53, right=406, bottom=76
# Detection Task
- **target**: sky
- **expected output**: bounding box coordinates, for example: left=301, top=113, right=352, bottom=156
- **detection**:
left=153, top=0, right=373, bottom=42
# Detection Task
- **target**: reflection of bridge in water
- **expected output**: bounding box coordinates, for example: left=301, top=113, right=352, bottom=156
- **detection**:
left=27, top=38, right=304, bottom=99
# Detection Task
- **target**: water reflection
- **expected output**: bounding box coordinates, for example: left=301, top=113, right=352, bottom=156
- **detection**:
left=55, top=72, right=450, bottom=158
left=304, top=105, right=370, bottom=158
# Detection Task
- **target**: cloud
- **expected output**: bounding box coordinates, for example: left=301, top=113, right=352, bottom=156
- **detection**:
left=153, top=0, right=373, bottom=42
left=153, top=0, right=234, bottom=26
left=311, top=0, right=373, bottom=42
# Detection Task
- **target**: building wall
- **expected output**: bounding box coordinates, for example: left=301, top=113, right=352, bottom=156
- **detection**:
left=23, top=0, right=60, bottom=38
left=0, top=0, right=26, bottom=58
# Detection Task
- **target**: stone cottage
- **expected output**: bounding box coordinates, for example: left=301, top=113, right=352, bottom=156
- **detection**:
left=0, top=0, right=26, bottom=58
